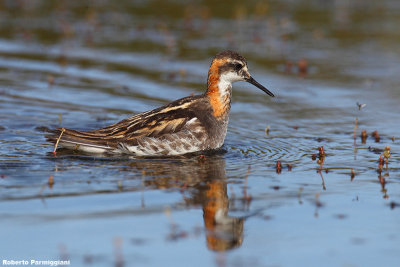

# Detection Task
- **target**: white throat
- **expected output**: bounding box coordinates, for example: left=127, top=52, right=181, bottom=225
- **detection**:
left=217, top=72, right=239, bottom=103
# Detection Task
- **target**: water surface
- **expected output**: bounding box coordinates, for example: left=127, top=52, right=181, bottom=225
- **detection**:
left=0, top=1, right=399, bottom=266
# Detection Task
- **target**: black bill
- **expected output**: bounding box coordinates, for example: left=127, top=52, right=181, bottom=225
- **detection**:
left=245, top=76, right=275, bottom=97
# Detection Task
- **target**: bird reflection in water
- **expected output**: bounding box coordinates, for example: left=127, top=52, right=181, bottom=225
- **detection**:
left=127, top=155, right=244, bottom=251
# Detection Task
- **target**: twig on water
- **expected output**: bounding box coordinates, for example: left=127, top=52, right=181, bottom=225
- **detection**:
left=316, top=146, right=326, bottom=190
left=350, top=169, right=355, bottom=181
left=353, top=117, right=358, bottom=144
left=383, top=146, right=391, bottom=169
left=378, top=155, right=384, bottom=174
left=53, top=128, right=65, bottom=155
left=48, top=175, right=54, bottom=188
left=275, top=161, right=282, bottom=174
left=354, top=102, right=366, bottom=159
left=360, top=130, right=367, bottom=144
left=372, top=130, right=380, bottom=142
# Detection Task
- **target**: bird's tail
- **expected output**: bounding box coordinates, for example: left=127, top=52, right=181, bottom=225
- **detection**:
left=46, top=128, right=116, bottom=154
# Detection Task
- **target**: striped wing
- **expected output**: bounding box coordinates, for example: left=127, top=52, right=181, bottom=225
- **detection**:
left=117, top=117, right=208, bottom=156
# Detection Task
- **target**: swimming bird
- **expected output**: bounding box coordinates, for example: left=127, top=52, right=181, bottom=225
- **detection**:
left=47, top=50, right=274, bottom=156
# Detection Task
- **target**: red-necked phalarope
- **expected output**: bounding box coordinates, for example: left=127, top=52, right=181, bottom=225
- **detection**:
left=47, top=50, right=275, bottom=156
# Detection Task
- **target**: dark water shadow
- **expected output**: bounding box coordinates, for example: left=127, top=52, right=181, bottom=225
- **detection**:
left=132, top=155, right=244, bottom=251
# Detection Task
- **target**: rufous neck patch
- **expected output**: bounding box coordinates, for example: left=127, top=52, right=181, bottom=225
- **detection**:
left=206, top=59, right=231, bottom=118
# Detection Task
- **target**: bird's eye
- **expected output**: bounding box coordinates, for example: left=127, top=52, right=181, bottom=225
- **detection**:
left=234, top=63, right=243, bottom=71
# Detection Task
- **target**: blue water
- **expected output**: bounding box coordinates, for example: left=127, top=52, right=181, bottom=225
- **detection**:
left=0, top=1, right=399, bottom=266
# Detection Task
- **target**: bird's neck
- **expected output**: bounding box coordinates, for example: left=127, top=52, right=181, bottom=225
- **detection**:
left=206, top=70, right=232, bottom=119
